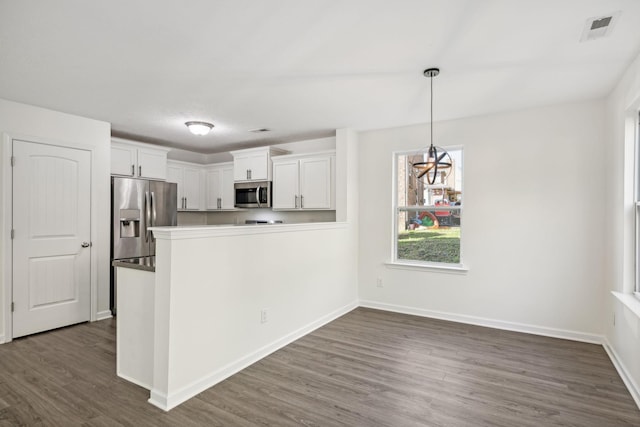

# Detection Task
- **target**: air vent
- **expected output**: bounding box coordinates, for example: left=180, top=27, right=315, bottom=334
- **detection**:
left=580, top=11, right=620, bottom=42
left=249, top=128, right=271, bottom=133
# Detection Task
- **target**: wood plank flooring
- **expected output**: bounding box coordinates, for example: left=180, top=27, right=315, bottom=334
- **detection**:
left=1, top=307, right=639, bottom=426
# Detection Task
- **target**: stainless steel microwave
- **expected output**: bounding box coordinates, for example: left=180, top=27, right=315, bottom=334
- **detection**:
left=234, top=181, right=272, bottom=208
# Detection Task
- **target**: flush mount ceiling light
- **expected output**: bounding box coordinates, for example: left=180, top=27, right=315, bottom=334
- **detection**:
left=412, top=68, right=452, bottom=186
left=185, top=121, right=214, bottom=136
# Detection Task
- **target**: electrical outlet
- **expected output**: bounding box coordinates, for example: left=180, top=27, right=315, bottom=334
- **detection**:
left=260, top=308, right=269, bottom=324
left=376, top=278, right=383, bottom=288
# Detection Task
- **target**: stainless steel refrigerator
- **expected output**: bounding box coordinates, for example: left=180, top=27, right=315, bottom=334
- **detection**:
left=110, top=177, right=177, bottom=313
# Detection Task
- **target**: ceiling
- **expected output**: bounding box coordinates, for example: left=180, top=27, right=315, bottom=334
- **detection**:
left=1, top=0, right=639, bottom=154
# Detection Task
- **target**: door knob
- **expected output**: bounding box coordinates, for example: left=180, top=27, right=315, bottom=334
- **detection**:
left=81, top=242, right=91, bottom=248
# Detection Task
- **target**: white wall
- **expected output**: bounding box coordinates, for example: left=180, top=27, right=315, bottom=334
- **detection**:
left=0, top=99, right=111, bottom=342
left=167, top=136, right=337, bottom=164
left=358, top=101, right=606, bottom=340
left=604, top=50, right=640, bottom=402
left=151, top=223, right=358, bottom=409
left=149, top=130, right=358, bottom=410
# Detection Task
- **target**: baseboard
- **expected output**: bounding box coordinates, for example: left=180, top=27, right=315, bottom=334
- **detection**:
left=149, top=300, right=359, bottom=411
left=96, top=310, right=113, bottom=321
left=602, top=337, right=640, bottom=409
left=359, top=300, right=603, bottom=344
left=148, top=390, right=169, bottom=411
left=118, top=371, right=152, bottom=391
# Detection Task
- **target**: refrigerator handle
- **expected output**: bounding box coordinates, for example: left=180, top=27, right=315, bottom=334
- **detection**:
left=144, top=191, right=151, bottom=243
left=150, top=192, right=157, bottom=242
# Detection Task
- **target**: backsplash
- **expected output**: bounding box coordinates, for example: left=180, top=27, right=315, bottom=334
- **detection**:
left=176, top=210, right=336, bottom=226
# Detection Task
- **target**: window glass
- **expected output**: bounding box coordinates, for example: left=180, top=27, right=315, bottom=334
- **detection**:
left=395, top=148, right=463, bottom=265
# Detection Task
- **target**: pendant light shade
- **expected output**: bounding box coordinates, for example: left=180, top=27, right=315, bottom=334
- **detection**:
left=185, top=121, right=214, bottom=136
left=412, top=68, right=452, bottom=186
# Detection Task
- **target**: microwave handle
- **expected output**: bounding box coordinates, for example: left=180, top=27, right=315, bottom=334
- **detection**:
left=256, top=185, right=261, bottom=208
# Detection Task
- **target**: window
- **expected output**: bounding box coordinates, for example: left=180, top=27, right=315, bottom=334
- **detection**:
left=393, top=147, right=463, bottom=267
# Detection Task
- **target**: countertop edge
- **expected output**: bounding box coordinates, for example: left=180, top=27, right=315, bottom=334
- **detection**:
left=149, top=222, right=349, bottom=240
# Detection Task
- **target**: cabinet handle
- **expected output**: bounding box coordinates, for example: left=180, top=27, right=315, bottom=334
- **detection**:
left=300, top=195, right=304, bottom=208
left=131, top=164, right=135, bottom=176
left=138, top=165, right=142, bottom=177
left=185, top=197, right=188, bottom=209
left=295, top=195, right=298, bottom=208
left=217, top=197, right=221, bottom=209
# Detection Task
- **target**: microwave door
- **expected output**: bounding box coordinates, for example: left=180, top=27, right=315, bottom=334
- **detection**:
left=235, top=187, right=256, bottom=207
left=256, top=185, right=261, bottom=208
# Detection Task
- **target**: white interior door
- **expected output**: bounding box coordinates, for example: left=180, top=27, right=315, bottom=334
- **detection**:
left=12, top=140, right=91, bottom=338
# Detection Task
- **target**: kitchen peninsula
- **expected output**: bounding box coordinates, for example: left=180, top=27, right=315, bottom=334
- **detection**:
left=113, top=130, right=360, bottom=411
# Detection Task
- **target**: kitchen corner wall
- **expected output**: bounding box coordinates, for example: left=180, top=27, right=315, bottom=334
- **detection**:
left=0, top=99, right=111, bottom=342
left=357, top=100, right=606, bottom=340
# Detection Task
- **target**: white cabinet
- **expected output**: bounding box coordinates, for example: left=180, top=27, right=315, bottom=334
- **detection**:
left=111, top=139, right=168, bottom=180
left=167, top=161, right=204, bottom=210
left=272, top=159, right=299, bottom=209
left=272, top=152, right=334, bottom=210
left=205, top=163, right=235, bottom=210
left=230, top=146, right=289, bottom=182
left=111, top=143, right=137, bottom=176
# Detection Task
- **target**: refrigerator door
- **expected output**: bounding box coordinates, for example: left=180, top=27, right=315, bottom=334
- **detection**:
left=148, top=180, right=178, bottom=255
left=112, top=177, right=151, bottom=259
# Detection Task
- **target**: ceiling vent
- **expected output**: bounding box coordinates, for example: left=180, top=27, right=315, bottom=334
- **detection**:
left=249, top=128, right=271, bottom=133
left=580, top=11, right=621, bottom=42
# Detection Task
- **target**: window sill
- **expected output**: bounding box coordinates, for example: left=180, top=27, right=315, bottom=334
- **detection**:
left=611, top=291, right=640, bottom=319
left=384, top=261, right=468, bottom=274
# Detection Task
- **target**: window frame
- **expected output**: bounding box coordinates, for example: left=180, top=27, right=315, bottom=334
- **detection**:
left=391, top=145, right=466, bottom=271
left=634, top=111, right=640, bottom=300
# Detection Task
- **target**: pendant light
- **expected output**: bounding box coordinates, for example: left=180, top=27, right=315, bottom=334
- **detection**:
left=413, top=68, right=452, bottom=185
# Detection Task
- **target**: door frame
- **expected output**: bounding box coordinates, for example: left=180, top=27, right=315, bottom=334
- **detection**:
left=1, top=133, right=100, bottom=343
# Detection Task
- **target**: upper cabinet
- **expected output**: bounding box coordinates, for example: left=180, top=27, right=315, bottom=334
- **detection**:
left=205, top=163, right=235, bottom=210
left=272, top=151, right=335, bottom=211
left=167, top=160, right=204, bottom=211
left=111, top=138, right=169, bottom=180
left=230, top=146, right=289, bottom=182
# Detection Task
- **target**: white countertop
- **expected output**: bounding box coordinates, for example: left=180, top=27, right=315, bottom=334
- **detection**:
left=149, top=221, right=348, bottom=240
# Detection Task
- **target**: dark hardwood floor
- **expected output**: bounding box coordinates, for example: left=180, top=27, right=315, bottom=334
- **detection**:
left=0, top=307, right=638, bottom=426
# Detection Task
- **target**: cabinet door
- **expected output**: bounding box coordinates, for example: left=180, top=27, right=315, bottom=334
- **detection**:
left=137, top=148, right=167, bottom=180
left=233, top=152, right=268, bottom=181
left=220, top=166, right=235, bottom=209
left=166, top=165, right=184, bottom=209
left=183, top=167, right=202, bottom=210
left=299, top=156, right=331, bottom=209
left=233, top=155, right=251, bottom=181
left=272, top=160, right=299, bottom=210
left=205, top=169, right=222, bottom=210
left=111, top=144, right=136, bottom=176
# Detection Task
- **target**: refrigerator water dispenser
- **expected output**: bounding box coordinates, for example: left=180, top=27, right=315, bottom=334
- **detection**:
left=119, top=209, right=140, bottom=237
